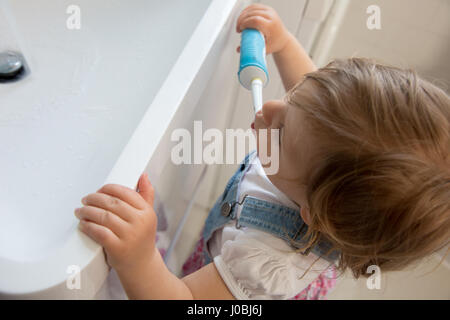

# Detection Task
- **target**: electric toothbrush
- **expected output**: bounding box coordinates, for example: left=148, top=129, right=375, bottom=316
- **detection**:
left=238, top=28, right=269, bottom=114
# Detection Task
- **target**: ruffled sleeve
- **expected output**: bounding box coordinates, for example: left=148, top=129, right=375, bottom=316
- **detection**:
left=213, top=229, right=332, bottom=300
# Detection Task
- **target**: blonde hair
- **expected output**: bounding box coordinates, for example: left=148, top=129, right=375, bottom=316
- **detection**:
left=285, top=57, right=450, bottom=278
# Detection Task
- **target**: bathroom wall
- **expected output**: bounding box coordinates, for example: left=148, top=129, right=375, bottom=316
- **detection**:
left=314, top=0, right=450, bottom=93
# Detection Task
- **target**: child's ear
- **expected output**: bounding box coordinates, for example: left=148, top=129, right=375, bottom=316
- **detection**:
left=300, top=206, right=311, bottom=225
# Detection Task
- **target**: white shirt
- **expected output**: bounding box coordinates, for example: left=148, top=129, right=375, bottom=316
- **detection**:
left=208, top=155, right=332, bottom=300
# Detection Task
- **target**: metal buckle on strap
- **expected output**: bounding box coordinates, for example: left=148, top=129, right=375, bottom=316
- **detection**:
left=220, top=194, right=249, bottom=229
left=234, top=194, right=248, bottom=229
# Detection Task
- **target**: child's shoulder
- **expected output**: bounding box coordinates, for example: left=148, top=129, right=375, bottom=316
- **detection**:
left=214, top=226, right=333, bottom=299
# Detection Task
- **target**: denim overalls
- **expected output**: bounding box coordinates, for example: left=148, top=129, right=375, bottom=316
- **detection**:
left=181, top=150, right=340, bottom=299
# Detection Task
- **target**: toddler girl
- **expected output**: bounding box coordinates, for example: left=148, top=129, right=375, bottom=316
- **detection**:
left=74, top=4, right=450, bottom=299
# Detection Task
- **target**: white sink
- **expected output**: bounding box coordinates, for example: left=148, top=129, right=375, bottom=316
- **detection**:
left=0, top=0, right=244, bottom=298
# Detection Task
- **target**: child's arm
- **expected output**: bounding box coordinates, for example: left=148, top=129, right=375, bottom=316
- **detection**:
left=236, top=4, right=317, bottom=92
left=116, top=248, right=234, bottom=300
left=75, top=173, right=234, bottom=299
left=273, top=33, right=317, bottom=92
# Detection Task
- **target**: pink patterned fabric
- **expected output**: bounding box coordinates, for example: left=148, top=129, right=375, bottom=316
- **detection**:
left=288, top=264, right=337, bottom=300
left=155, top=233, right=167, bottom=259
left=182, top=237, right=206, bottom=277
left=181, top=236, right=337, bottom=300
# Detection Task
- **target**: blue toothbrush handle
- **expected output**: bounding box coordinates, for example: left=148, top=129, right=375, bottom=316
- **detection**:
left=238, top=29, right=269, bottom=90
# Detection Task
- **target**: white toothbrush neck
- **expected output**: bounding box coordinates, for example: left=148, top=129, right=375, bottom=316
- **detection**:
left=251, top=78, right=263, bottom=114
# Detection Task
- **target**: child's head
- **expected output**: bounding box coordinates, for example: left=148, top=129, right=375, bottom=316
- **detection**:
left=256, top=57, right=450, bottom=278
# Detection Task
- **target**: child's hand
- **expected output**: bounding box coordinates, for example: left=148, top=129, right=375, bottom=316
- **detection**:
left=236, top=4, right=291, bottom=55
left=74, top=173, right=157, bottom=274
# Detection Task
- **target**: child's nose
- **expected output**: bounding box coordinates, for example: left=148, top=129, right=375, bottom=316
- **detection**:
left=262, top=100, right=283, bottom=126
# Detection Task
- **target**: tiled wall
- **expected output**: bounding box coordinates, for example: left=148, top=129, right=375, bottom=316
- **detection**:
left=317, top=0, right=450, bottom=93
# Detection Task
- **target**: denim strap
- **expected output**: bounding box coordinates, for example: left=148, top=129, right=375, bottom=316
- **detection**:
left=237, top=195, right=340, bottom=262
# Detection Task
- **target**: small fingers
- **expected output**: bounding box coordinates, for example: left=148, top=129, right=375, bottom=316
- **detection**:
left=238, top=16, right=271, bottom=35
left=97, top=183, right=147, bottom=210
left=238, top=3, right=270, bottom=20
left=75, top=206, right=128, bottom=238
left=78, top=219, right=120, bottom=252
left=81, top=192, right=138, bottom=223
left=237, top=7, right=272, bottom=32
